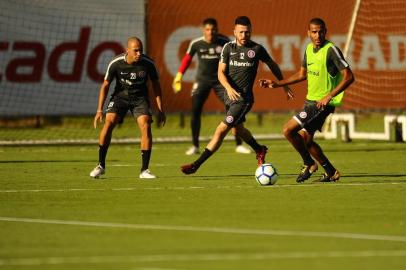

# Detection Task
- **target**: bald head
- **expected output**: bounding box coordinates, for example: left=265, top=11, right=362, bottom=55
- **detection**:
left=126, top=37, right=143, bottom=63
left=127, top=37, right=142, bottom=47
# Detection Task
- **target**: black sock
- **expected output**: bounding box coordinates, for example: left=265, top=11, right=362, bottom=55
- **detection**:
left=191, top=116, right=200, bottom=148
left=302, top=152, right=315, bottom=166
left=141, top=150, right=151, bottom=172
left=235, top=135, right=243, bottom=146
left=322, top=161, right=336, bottom=175
left=98, top=145, right=108, bottom=168
left=194, top=148, right=213, bottom=168
left=246, top=137, right=262, bottom=152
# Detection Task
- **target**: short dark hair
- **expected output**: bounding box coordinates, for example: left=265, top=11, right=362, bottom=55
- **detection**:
left=203, top=18, right=217, bottom=27
left=235, top=16, right=251, bottom=26
left=309, top=18, right=326, bottom=28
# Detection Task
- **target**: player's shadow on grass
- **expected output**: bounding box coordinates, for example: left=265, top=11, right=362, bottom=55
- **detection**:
left=194, top=174, right=259, bottom=180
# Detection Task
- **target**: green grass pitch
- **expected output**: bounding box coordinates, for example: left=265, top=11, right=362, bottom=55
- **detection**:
left=0, top=139, right=406, bottom=269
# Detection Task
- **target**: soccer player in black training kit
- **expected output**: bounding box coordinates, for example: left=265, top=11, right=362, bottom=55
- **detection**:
left=181, top=16, right=293, bottom=174
left=173, top=18, right=252, bottom=156
left=90, top=37, right=166, bottom=179
left=259, top=18, right=354, bottom=183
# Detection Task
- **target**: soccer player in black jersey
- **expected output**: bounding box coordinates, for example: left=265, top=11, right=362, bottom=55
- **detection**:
left=181, top=16, right=293, bottom=175
left=172, top=18, right=252, bottom=156
left=90, top=37, right=166, bottom=179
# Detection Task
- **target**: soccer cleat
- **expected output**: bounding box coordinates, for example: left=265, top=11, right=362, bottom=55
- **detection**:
left=255, top=145, right=268, bottom=166
left=139, top=169, right=156, bottom=179
left=90, top=164, right=105, bottom=178
left=181, top=163, right=198, bottom=175
left=235, top=145, right=252, bottom=154
left=314, top=170, right=340, bottom=182
left=185, top=146, right=199, bottom=155
left=296, top=163, right=318, bottom=183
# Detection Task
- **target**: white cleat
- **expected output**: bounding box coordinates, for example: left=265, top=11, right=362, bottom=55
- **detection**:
left=185, top=145, right=199, bottom=155
left=90, top=164, right=105, bottom=178
left=139, top=169, right=156, bottom=179
left=235, top=145, right=252, bottom=154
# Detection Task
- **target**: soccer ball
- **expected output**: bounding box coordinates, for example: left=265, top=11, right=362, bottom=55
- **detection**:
left=255, top=163, right=278, bottom=185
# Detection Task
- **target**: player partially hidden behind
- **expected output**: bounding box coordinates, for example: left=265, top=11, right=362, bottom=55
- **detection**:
left=90, top=37, right=166, bottom=179
left=259, top=18, right=354, bottom=183
left=172, top=18, right=252, bottom=156
left=181, top=16, right=293, bottom=175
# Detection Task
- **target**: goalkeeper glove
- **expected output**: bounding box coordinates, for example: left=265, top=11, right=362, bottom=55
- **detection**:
left=172, top=72, right=183, bottom=93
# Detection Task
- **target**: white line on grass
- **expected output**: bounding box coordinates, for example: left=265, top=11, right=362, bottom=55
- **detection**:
left=0, top=182, right=405, bottom=194
left=0, top=250, right=405, bottom=266
left=1, top=216, right=406, bottom=243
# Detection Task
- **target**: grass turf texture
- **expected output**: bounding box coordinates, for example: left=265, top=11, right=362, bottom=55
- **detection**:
left=0, top=139, right=405, bottom=269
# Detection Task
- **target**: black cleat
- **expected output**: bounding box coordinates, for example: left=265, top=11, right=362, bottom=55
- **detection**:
left=296, top=163, right=318, bottom=183
left=181, top=163, right=198, bottom=175
left=314, top=170, right=340, bottom=182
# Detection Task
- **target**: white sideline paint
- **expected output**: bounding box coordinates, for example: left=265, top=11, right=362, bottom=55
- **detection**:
left=1, top=114, right=404, bottom=145
left=322, top=113, right=406, bottom=141
left=0, top=250, right=405, bottom=266
left=1, top=216, right=406, bottom=243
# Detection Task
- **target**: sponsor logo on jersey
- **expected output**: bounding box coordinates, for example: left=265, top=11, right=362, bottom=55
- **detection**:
left=307, top=70, right=319, bottom=76
left=201, top=54, right=219, bottom=59
left=299, top=111, right=307, bottom=119
left=226, top=115, right=234, bottom=124
left=229, top=60, right=254, bottom=67
left=247, top=50, right=255, bottom=58
left=121, top=78, right=133, bottom=85
left=209, top=48, right=215, bottom=54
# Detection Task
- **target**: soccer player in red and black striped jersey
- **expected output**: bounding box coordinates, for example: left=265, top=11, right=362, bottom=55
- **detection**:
left=181, top=16, right=293, bottom=175
left=90, top=37, right=166, bottom=179
left=172, top=18, right=252, bottom=156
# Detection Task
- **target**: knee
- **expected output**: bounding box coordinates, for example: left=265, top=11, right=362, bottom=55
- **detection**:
left=104, top=118, right=117, bottom=131
left=283, top=124, right=293, bottom=138
left=140, top=121, right=151, bottom=132
left=138, top=116, right=152, bottom=130
left=215, top=123, right=230, bottom=136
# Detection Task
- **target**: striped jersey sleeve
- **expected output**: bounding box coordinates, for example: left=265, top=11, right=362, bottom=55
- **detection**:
left=104, top=54, right=125, bottom=82
left=220, top=41, right=233, bottom=64
left=186, top=37, right=204, bottom=56
left=328, top=46, right=349, bottom=71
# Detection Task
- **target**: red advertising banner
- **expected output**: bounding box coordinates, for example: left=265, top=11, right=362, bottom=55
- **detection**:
left=147, top=0, right=406, bottom=112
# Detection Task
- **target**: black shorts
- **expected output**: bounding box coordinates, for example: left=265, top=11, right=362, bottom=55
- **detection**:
left=222, top=99, right=252, bottom=127
left=105, top=94, right=152, bottom=123
left=293, top=100, right=335, bottom=135
left=191, top=81, right=226, bottom=105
